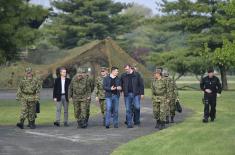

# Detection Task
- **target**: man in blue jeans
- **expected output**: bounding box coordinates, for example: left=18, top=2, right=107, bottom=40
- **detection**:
left=103, top=67, right=122, bottom=129
left=121, top=64, right=144, bottom=128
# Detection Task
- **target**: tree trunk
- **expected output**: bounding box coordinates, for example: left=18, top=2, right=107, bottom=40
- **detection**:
left=219, top=66, right=228, bottom=90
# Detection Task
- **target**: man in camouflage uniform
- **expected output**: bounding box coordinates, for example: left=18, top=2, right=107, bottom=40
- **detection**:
left=16, top=67, right=41, bottom=129
left=95, top=67, right=108, bottom=126
left=151, top=67, right=168, bottom=130
left=163, top=70, right=178, bottom=123
left=69, top=68, right=94, bottom=128
left=85, top=69, right=95, bottom=124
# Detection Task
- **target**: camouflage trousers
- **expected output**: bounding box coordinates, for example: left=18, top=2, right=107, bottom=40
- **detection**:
left=152, top=96, right=167, bottom=122
left=19, top=101, right=36, bottom=122
left=166, top=98, right=176, bottom=117
left=99, top=99, right=106, bottom=118
left=73, top=99, right=90, bottom=122
left=169, top=99, right=176, bottom=116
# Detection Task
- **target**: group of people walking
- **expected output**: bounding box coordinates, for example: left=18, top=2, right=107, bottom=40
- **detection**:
left=16, top=64, right=222, bottom=130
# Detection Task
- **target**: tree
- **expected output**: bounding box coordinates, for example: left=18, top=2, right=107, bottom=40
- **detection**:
left=44, top=0, right=133, bottom=48
left=213, top=39, right=235, bottom=89
left=159, top=0, right=235, bottom=89
left=0, top=0, right=49, bottom=64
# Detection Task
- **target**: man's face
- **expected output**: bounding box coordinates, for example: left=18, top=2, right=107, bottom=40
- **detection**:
left=154, top=72, right=160, bottom=79
left=60, top=69, right=67, bottom=77
left=208, top=72, right=214, bottom=78
left=26, top=72, right=33, bottom=79
left=124, top=66, right=132, bottom=74
left=101, top=70, right=106, bottom=76
left=112, top=69, right=119, bottom=76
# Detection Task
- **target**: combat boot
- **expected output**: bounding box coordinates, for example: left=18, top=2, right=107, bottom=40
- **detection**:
left=16, top=119, right=24, bottom=129
left=202, top=118, right=208, bottom=123
left=77, top=120, right=82, bottom=128
left=155, top=120, right=160, bottom=129
left=166, top=116, right=170, bottom=124
left=159, top=121, right=166, bottom=130
left=29, top=120, right=36, bottom=129
left=170, top=116, right=174, bottom=123
left=81, top=120, right=87, bottom=128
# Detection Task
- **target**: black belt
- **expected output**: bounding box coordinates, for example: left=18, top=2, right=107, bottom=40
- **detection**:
left=61, top=94, right=65, bottom=95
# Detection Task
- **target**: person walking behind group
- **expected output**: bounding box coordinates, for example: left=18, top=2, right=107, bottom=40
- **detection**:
left=200, top=68, right=222, bottom=123
left=151, top=67, right=168, bottom=130
left=69, top=68, right=94, bottom=128
left=16, top=67, right=41, bottom=129
left=163, top=70, right=178, bottom=123
left=53, top=67, right=71, bottom=127
left=103, top=67, right=122, bottom=129
left=121, top=64, right=144, bottom=128
left=95, top=67, right=108, bottom=126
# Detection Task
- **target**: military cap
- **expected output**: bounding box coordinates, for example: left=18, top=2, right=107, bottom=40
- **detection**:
left=77, top=67, right=87, bottom=74
left=155, top=67, right=163, bottom=73
left=100, top=67, right=108, bottom=72
left=162, top=69, right=169, bottom=77
left=25, top=67, right=32, bottom=74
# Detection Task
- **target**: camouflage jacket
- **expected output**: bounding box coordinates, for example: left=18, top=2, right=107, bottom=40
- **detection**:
left=69, top=75, right=94, bottom=101
left=16, top=76, right=41, bottom=102
left=95, top=76, right=106, bottom=99
left=164, top=77, right=178, bottom=99
left=151, top=78, right=168, bottom=100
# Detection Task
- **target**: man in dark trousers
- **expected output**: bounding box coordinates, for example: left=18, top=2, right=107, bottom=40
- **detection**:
left=200, top=68, right=222, bottom=123
left=53, top=67, right=71, bottom=127
left=121, top=64, right=144, bottom=128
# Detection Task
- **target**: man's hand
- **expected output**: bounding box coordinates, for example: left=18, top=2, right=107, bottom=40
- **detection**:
left=205, top=89, right=212, bottom=93
left=141, top=95, right=144, bottom=100
left=95, top=97, right=99, bottom=102
left=217, top=93, right=221, bottom=97
left=87, top=96, right=91, bottom=100
left=111, top=86, right=116, bottom=90
left=117, top=86, right=122, bottom=91
left=53, top=98, right=57, bottom=102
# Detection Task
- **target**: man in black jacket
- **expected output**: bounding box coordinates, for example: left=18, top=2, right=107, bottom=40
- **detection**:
left=53, top=67, right=71, bottom=127
left=121, top=64, right=144, bottom=128
left=200, top=68, right=222, bottom=123
left=103, top=67, right=122, bottom=128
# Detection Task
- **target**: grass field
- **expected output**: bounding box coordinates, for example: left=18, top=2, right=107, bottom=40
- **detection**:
left=112, top=90, right=235, bottom=155
left=0, top=99, right=99, bottom=125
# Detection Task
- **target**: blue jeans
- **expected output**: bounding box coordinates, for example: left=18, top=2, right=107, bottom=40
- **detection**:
left=105, top=95, right=119, bottom=127
left=124, top=93, right=141, bottom=126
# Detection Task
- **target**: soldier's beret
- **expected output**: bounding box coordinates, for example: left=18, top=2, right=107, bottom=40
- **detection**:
left=155, top=67, right=163, bottom=73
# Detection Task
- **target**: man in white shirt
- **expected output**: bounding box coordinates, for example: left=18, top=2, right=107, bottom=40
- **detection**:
left=53, top=67, right=71, bottom=127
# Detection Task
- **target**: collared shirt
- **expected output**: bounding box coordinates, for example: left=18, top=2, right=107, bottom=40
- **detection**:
left=61, top=78, right=65, bottom=94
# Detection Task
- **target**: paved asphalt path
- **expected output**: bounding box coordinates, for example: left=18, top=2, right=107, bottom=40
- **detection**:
left=0, top=89, right=191, bottom=155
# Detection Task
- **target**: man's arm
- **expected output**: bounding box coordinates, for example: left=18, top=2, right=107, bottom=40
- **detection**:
left=200, top=77, right=205, bottom=91
left=53, top=78, right=57, bottom=99
left=216, top=77, right=222, bottom=94
left=103, top=77, right=111, bottom=91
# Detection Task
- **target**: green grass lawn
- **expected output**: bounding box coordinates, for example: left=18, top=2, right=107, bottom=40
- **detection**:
left=112, top=90, right=235, bottom=155
left=0, top=99, right=99, bottom=125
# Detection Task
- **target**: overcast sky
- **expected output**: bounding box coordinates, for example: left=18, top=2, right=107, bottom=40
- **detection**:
left=30, top=0, right=171, bottom=14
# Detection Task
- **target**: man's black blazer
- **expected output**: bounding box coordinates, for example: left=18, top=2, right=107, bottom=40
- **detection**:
left=53, top=77, right=71, bottom=102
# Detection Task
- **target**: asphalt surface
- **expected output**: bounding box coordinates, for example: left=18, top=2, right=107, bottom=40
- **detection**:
left=0, top=89, right=191, bottom=155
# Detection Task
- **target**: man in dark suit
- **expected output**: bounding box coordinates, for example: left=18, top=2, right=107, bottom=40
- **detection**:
left=53, top=67, right=71, bottom=127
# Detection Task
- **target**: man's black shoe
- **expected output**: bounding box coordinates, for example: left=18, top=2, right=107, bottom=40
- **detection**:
left=170, top=116, right=174, bottom=123
left=211, top=118, right=215, bottom=122
left=159, top=121, right=165, bottom=130
left=155, top=120, right=160, bottom=129
left=124, top=121, right=127, bottom=125
left=64, top=122, right=69, bottom=127
left=54, top=122, right=60, bottom=127
left=127, top=125, right=133, bottom=128
left=202, top=118, right=208, bottom=123
left=105, top=126, right=109, bottom=129
left=16, top=123, right=24, bottom=129
left=166, top=116, right=170, bottom=124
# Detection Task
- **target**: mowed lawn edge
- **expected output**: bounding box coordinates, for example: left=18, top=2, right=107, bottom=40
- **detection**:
left=112, top=90, right=235, bottom=155
left=0, top=99, right=99, bottom=126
